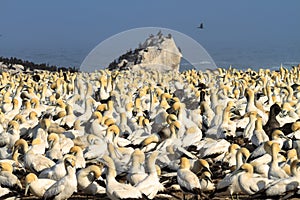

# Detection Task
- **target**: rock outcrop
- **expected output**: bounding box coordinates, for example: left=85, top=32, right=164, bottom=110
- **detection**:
left=108, top=31, right=182, bottom=72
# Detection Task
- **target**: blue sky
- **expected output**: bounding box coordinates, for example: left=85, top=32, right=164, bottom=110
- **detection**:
left=0, top=0, right=300, bottom=68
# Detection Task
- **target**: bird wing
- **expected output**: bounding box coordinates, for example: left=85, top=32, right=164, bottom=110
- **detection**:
left=43, top=181, right=65, bottom=199
left=113, top=183, right=142, bottom=199
left=31, top=156, right=55, bottom=172
left=0, top=172, right=20, bottom=188
left=217, top=173, right=236, bottom=189
left=136, top=175, right=163, bottom=199
left=37, top=179, right=56, bottom=189
left=177, top=170, right=200, bottom=190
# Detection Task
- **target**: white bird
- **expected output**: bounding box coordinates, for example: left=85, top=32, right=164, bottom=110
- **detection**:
left=5, top=99, right=21, bottom=121
left=98, top=75, right=111, bottom=101
left=135, top=151, right=164, bottom=199
left=251, top=115, right=269, bottom=146
left=243, top=111, right=257, bottom=139
left=13, top=139, right=55, bottom=174
left=264, top=159, right=300, bottom=196
left=216, top=101, right=237, bottom=138
left=69, top=146, right=86, bottom=169
left=88, top=111, right=107, bottom=138
left=43, top=155, right=77, bottom=200
left=244, top=88, right=267, bottom=123
left=0, top=186, right=10, bottom=198
left=30, top=137, right=46, bottom=155
left=181, top=125, right=203, bottom=148
left=197, top=138, right=230, bottom=162
left=60, top=104, right=76, bottom=128
left=107, top=143, right=130, bottom=175
left=57, top=134, right=74, bottom=155
left=156, top=145, right=180, bottom=171
left=127, top=149, right=147, bottom=185
left=83, top=135, right=108, bottom=160
left=249, top=130, right=288, bottom=161
left=76, top=165, right=105, bottom=195
left=222, top=143, right=240, bottom=168
left=238, top=163, right=271, bottom=195
left=190, top=158, right=212, bottom=176
left=0, top=120, right=20, bottom=150
left=25, top=173, right=56, bottom=198
left=217, top=148, right=250, bottom=198
left=177, top=157, right=202, bottom=199
left=200, top=171, right=215, bottom=192
left=101, top=155, right=142, bottom=200
left=235, top=147, right=250, bottom=170
left=268, top=142, right=289, bottom=180
left=63, top=119, right=85, bottom=139
left=77, top=98, right=96, bottom=124
left=39, top=155, right=74, bottom=181
left=46, top=133, right=63, bottom=161
left=199, top=100, right=215, bottom=128
left=0, top=162, right=22, bottom=190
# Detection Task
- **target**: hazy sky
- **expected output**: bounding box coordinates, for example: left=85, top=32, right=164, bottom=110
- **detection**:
left=0, top=0, right=300, bottom=68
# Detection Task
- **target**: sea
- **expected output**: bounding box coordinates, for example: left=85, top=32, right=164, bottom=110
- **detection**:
left=0, top=41, right=299, bottom=72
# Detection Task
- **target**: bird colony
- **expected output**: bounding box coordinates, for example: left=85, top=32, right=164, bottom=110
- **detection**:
left=1, top=65, right=300, bottom=199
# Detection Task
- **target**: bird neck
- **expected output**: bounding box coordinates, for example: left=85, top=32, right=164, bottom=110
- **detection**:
left=255, top=118, right=263, bottom=131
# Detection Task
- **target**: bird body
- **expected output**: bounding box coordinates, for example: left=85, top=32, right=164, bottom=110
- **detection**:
left=101, top=155, right=142, bottom=200
left=135, top=151, right=164, bottom=199
left=238, top=163, right=271, bottom=195
left=200, top=171, right=215, bottom=192
left=127, top=149, right=147, bottom=185
left=0, top=162, right=22, bottom=190
left=39, top=157, right=68, bottom=181
left=25, top=173, right=56, bottom=198
left=76, top=165, right=105, bottom=195
left=13, top=139, right=55, bottom=173
left=43, top=156, right=77, bottom=200
left=264, top=159, right=300, bottom=196
left=177, top=157, right=201, bottom=197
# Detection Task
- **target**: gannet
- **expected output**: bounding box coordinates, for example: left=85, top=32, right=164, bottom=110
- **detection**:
left=76, top=165, right=105, bottom=194
left=101, top=155, right=142, bottom=199
left=135, top=151, right=164, bottom=199
left=177, top=157, right=202, bottom=199
left=43, top=155, right=77, bottom=200
left=25, top=173, right=56, bottom=198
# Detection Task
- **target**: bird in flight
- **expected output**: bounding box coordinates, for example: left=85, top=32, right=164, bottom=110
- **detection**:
left=197, top=23, right=204, bottom=29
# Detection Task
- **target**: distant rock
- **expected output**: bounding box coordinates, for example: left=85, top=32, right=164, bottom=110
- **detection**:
left=0, top=56, right=78, bottom=73
left=108, top=31, right=182, bottom=72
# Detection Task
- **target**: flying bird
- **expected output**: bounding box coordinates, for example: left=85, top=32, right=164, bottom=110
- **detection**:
left=197, top=23, right=204, bottom=29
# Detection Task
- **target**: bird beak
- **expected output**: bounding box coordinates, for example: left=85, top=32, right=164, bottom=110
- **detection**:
left=232, top=168, right=242, bottom=176
left=48, top=140, right=54, bottom=148
left=281, top=134, right=289, bottom=140
left=98, top=158, right=106, bottom=165
left=279, top=149, right=286, bottom=154
left=25, top=183, right=30, bottom=196
left=279, top=110, right=287, bottom=118
left=207, top=176, right=212, bottom=182
left=7, top=125, right=13, bottom=132
left=208, top=168, right=212, bottom=174
left=97, top=175, right=105, bottom=181
left=65, top=158, right=75, bottom=168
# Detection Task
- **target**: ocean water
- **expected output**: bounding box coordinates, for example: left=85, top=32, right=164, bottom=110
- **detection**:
left=1, top=41, right=299, bottom=72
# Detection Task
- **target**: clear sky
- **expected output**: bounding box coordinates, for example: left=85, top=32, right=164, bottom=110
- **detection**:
left=1, top=0, right=300, bottom=68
